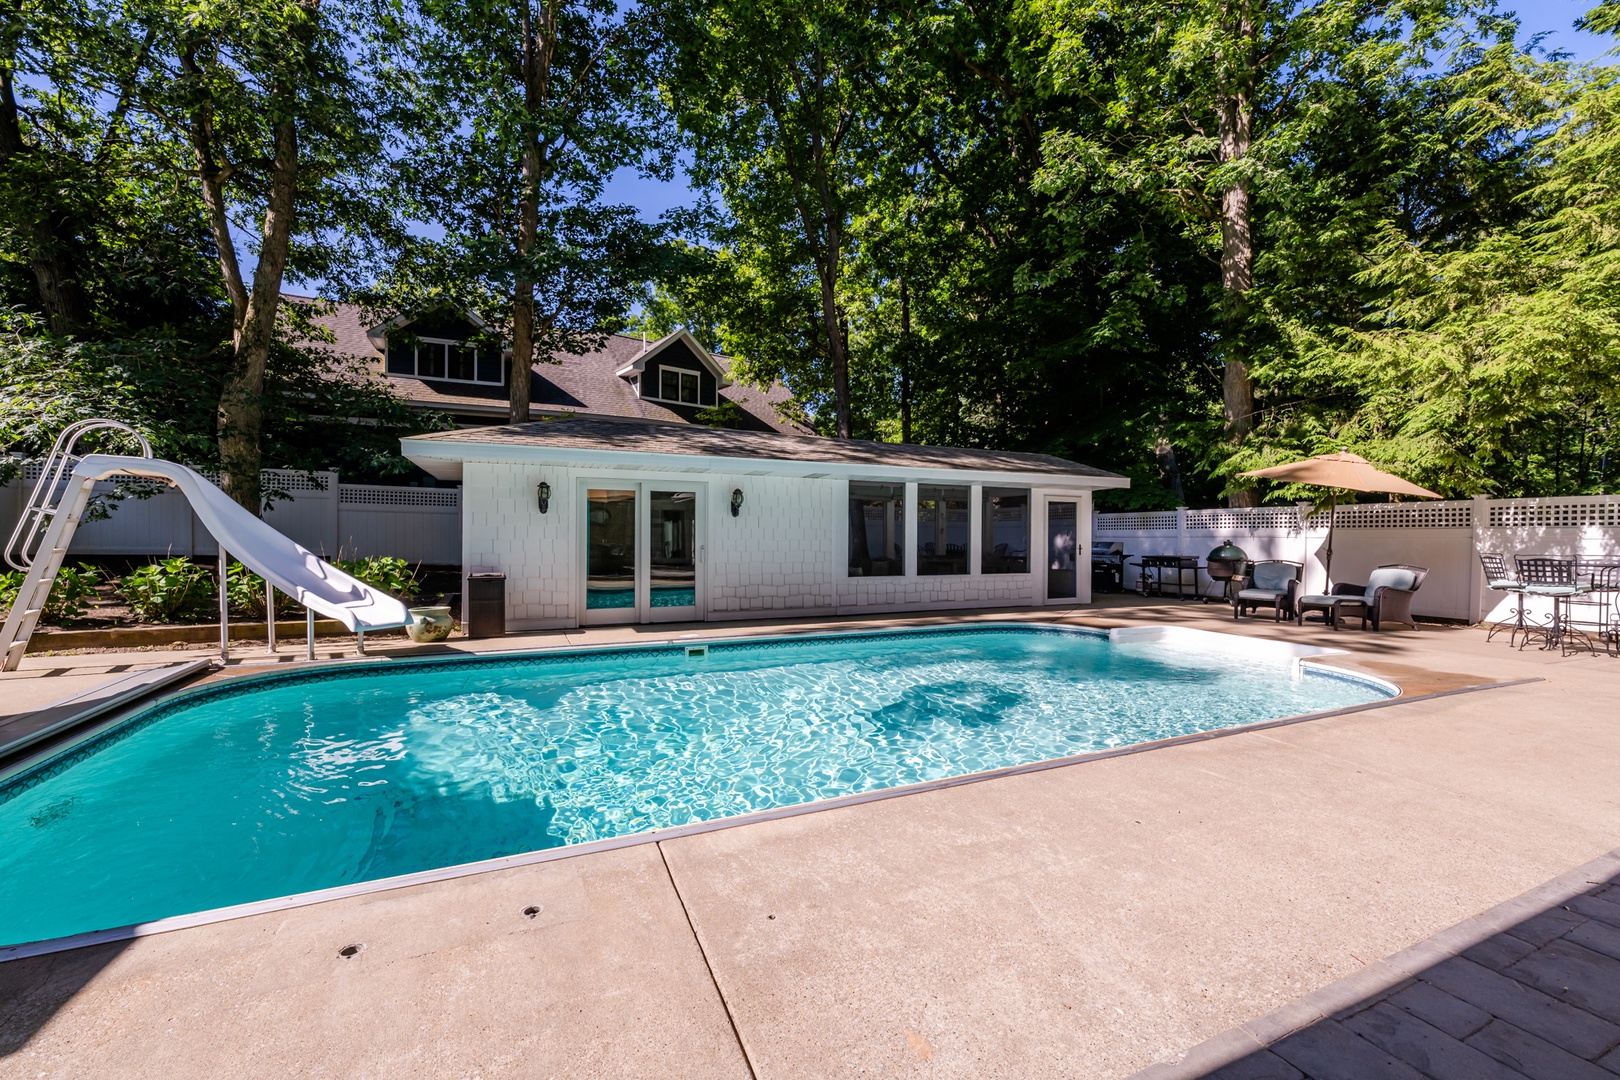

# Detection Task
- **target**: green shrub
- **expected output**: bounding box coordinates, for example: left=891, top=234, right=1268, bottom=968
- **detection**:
left=0, top=563, right=102, bottom=623
left=225, top=563, right=301, bottom=619
left=335, top=556, right=418, bottom=600
left=120, top=557, right=215, bottom=623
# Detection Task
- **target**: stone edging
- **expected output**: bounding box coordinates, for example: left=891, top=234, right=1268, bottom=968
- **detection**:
left=1128, top=846, right=1620, bottom=1079
left=28, top=619, right=373, bottom=651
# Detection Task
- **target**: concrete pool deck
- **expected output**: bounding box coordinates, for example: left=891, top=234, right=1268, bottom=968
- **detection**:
left=1, top=598, right=1617, bottom=1077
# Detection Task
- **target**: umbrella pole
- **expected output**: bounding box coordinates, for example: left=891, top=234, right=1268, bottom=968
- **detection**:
left=1324, top=490, right=1337, bottom=590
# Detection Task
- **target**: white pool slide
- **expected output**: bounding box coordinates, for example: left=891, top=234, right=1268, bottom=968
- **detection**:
left=3, top=453, right=411, bottom=670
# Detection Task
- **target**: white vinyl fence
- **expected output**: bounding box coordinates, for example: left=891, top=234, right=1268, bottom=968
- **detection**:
left=1, top=466, right=460, bottom=566
left=1095, top=495, right=1620, bottom=626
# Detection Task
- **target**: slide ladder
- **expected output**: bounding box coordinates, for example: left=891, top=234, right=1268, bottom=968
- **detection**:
left=3, top=427, right=412, bottom=671
left=3, top=422, right=153, bottom=671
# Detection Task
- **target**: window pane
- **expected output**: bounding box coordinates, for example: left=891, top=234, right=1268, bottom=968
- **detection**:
left=448, top=344, right=476, bottom=381
left=585, top=489, right=637, bottom=610
left=650, top=490, right=697, bottom=609
left=680, top=371, right=699, bottom=403
left=386, top=341, right=414, bottom=375
left=476, top=351, right=501, bottom=383
left=848, top=482, right=905, bottom=577
left=1047, top=501, right=1079, bottom=599
left=981, top=488, right=1029, bottom=573
left=660, top=369, right=679, bottom=400
left=917, top=485, right=969, bottom=575
left=417, top=342, right=446, bottom=379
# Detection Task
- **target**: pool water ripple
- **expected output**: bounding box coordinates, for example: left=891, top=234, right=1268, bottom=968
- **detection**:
left=0, top=627, right=1386, bottom=946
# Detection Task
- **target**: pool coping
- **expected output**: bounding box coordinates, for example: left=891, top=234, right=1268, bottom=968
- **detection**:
left=0, top=622, right=1536, bottom=962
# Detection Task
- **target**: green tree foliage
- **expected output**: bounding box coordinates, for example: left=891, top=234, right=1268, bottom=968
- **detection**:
left=1275, top=47, right=1620, bottom=495
left=369, top=0, right=672, bottom=422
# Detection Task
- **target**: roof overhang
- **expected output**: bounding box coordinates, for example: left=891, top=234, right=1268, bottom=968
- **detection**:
left=613, top=328, right=733, bottom=389
left=402, top=435, right=1131, bottom=491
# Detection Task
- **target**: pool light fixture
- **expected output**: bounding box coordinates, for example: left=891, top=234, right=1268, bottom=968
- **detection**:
left=731, top=487, right=744, bottom=517
left=537, top=481, right=551, bottom=513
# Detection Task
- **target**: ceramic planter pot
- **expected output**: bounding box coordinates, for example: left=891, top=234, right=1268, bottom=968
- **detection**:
left=406, top=605, right=454, bottom=643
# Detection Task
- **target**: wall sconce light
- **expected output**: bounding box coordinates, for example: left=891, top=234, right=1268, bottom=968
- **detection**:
left=537, top=481, right=551, bottom=513
left=730, top=488, right=744, bottom=517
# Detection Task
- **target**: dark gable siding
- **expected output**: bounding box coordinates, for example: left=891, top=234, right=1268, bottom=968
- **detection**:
left=643, top=340, right=717, bottom=406
left=404, top=314, right=482, bottom=341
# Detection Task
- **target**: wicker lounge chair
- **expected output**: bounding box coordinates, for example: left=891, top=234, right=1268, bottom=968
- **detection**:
left=1232, top=560, right=1303, bottom=622
left=1296, top=564, right=1428, bottom=631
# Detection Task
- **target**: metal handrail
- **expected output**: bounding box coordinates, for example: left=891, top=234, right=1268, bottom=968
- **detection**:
left=4, top=419, right=152, bottom=570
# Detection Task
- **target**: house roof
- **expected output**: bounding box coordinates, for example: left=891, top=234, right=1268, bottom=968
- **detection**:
left=300, top=301, right=812, bottom=436
left=404, top=415, right=1128, bottom=485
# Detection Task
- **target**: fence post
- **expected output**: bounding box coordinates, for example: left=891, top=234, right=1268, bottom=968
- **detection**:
left=1469, top=494, right=1490, bottom=625
left=1176, top=506, right=1188, bottom=556
left=324, top=470, right=341, bottom=558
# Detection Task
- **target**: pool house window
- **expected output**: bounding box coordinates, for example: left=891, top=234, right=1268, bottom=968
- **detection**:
left=848, top=482, right=905, bottom=577
left=917, top=485, right=969, bottom=574
left=981, top=488, right=1030, bottom=573
left=387, top=337, right=502, bottom=385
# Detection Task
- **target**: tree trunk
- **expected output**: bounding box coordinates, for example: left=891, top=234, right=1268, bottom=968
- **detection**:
left=217, top=116, right=299, bottom=514
left=899, top=277, right=912, bottom=443
left=509, top=1, right=551, bottom=425
left=1218, top=0, right=1258, bottom=508
left=816, top=220, right=851, bottom=438
left=0, top=66, right=86, bottom=336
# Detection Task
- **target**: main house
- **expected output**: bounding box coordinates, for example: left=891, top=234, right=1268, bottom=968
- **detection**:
left=315, top=302, right=1129, bottom=628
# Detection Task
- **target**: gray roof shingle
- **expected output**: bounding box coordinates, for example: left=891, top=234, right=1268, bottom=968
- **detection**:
left=408, top=415, right=1125, bottom=479
left=299, top=300, right=812, bottom=436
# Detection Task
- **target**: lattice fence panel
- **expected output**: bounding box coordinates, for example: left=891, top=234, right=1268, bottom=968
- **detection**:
left=1094, top=512, right=1178, bottom=532
left=1186, top=507, right=1303, bottom=534
left=1330, top=502, right=1472, bottom=529
left=1488, top=500, right=1620, bottom=528
left=340, top=484, right=459, bottom=509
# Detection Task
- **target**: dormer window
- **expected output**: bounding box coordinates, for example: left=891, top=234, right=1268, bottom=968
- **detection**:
left=657, top=366, right=704, bottom=405
left=387, top=336, right=502, bottom=385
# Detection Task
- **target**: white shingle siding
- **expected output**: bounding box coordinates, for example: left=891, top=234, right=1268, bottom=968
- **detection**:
left=457, top=458, right=1101, bottom=629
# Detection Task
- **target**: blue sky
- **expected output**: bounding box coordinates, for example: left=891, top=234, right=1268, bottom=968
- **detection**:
left=1517, top=0, right=1615, bottom=59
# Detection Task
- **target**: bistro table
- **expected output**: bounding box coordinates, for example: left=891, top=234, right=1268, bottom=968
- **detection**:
left=1516, top=555, right=1594, bottom=655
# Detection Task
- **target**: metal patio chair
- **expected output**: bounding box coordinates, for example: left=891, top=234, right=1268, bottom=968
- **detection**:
left=1514, top=556, right=1592, bottom=655
left=1479, top=552, right=1529, bottom=645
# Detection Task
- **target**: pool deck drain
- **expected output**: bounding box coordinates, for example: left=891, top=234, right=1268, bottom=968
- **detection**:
left=0, top=597, right=1617, bottom=1078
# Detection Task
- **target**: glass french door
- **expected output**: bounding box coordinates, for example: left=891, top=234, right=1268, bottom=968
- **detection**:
left=1045, top=499, right=1080, bottom=602
left=647, top=489, right=699, bottom=623
left=583, top=488, right=638, bottom=624
left=581, top=484, right=702, bottom=625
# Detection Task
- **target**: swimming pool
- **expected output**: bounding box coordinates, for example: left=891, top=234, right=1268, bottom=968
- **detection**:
left=0, top=625, right=1391, bottom=949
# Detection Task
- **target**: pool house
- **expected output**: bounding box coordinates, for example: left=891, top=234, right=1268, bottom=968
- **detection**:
left=403, top=417, right=1128, bottom=630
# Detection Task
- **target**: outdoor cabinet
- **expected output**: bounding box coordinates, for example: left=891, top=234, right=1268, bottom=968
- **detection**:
left=467, top=571, right=506, bottom=638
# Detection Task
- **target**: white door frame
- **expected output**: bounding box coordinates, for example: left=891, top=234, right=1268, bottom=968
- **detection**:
left=577, top=478, right=705, bottom=625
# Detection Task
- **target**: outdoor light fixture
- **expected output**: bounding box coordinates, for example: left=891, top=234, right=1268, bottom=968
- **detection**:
left=730, top=488, right=744, bottom=517
left=537, top=481, right=551, bottom=513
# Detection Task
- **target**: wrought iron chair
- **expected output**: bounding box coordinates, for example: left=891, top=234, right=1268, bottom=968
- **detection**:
left=1478, top=552, right=1528, bottom=645
left=1514, top=556, right=1592, bottom=655
left=1232, top=560, right=1303, bottom=622
left=1571, top=559, right=1620, bottom=657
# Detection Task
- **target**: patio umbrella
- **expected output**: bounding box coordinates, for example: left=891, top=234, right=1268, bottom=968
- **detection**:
left=1240, top=450, right=1441, bottom=587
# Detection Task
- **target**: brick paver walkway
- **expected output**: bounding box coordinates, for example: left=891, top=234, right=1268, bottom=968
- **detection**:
left=1191, top=876, right=1620, bottom=1079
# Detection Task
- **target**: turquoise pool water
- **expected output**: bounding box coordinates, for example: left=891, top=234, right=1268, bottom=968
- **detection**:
left=0, top=626, right=1388, bottom=947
